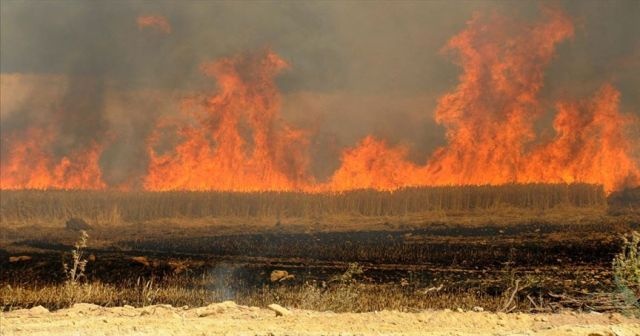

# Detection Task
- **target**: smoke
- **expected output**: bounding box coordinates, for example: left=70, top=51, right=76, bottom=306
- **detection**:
left=1, top=1, right=638, bottom=190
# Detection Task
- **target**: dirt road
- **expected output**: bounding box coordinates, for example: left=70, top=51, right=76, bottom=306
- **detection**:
left=2, top=302, right=638, bottom=335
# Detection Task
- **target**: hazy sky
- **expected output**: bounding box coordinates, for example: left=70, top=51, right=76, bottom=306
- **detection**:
left=1, top=0, right=639, bottom=183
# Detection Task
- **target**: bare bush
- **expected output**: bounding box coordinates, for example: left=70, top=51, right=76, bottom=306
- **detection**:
left=62, top=230, right=89, bottom=285
left=613, top=231, right=640, bottom=313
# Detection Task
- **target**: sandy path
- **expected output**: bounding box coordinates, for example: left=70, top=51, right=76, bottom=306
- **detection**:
left=1, top=302, right=638, bottom=336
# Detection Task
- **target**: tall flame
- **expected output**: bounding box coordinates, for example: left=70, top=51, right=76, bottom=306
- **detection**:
left=326, top=8, right=639, bottom=193
left=522, top=84, right=639, bottom=191
left=143, top=50, right=312, bottom=191
left=1, top=9, right=638, bottom=193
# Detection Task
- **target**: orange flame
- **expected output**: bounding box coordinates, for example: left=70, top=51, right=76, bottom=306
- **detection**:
left=2, top=9, right=638, bottom=193
left=0, top=128, right=106, bottom=190
left=326, top=8, right=639, bottom=193
left=327, top=136, right=423, bottom=191
left=522, top=84, right=640, bottom=191
left=143, top=50, right=312, bottom=191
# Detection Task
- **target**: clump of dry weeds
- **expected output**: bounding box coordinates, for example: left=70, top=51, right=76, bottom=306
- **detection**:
left=612, top=231, right=640, bottom=315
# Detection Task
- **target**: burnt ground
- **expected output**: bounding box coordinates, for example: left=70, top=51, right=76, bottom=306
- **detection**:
left=2, top=221, right=636, bottom=305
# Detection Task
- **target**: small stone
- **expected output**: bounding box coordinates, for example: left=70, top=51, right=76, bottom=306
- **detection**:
left=456, top=308, right=464, bottom=313
left=270, top=270, right=294, bottom=282
left=472, top=306, right=484, bottom=312
left=196, top=308, right=214, bottom=317
left=130, top=256, right=151, bottom=267
left=267, top=304, right=291, bottom=317
left=29, top=306, right=49, bottom=315
left=9, top=256, right=32, bottom=263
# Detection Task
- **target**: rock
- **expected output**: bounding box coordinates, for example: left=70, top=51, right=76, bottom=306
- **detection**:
left=270, top=270, right=294, bottom=282
left=472, top=306, right=484, bottom=312
left=65, top=217, right=92, bottom=231
left=130, top=256, right=151, bottom=267
left=456, top=308, right=464, bottom=313
left=218, top=301, right=237, bottom=309
left=9, top=255, right=32, bottom=263
left=29, top=305, right=49, bottom=315
left=196, top=301, right=238, bottom=317
left=268, top=304, right=291, bottom=317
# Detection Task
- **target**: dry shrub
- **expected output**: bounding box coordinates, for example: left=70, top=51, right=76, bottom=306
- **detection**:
left=613, top=231, right=640, bottom=314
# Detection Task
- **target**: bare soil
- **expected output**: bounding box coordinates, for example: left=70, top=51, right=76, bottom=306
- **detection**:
left=2, top=302, right=638, bottom=336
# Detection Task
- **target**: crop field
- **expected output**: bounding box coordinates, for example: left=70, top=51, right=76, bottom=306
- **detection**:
left=3, top=3, right=640, bottom=334
left=2, top=184, right=638, bottom=314
left=0, top=183, right=608, bottom=226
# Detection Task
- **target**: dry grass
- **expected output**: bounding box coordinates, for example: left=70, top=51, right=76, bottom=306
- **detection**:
left=2, top=184, right=634, bottom=315
left=0, top=183, right=607, bottom=228
left=612, top=231, right=640, bottom=315
left=0, top=280, right=505, bottom=313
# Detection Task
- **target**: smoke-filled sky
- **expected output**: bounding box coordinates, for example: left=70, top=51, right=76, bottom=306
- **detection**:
left=1, top=0, right=639, bottom=186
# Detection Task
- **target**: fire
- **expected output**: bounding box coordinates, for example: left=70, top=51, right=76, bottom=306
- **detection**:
left=143, top=50, right=312, bottom=191
left=327, top=136, right=424, bottom=191
left=522, top=84, right=640, bottom=191
left=326, top=8, right=639, bottom=193
left=137, top=15, right=172, bottom=34
left=1, top=9, right=638, bottom=193
left=0, top=128, right=106, bottom=190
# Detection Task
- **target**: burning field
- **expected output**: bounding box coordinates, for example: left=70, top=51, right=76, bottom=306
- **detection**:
left=1, top=4, right=639, bottom=193
left=1, top=1, right=639, bottom=335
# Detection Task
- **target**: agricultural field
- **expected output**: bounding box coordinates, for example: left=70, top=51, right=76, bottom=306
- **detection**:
left=2, top=2, right=640, bottom=334
left=2, top=184, right=639, bottom=319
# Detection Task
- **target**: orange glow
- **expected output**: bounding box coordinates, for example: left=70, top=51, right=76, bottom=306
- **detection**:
left=326, top=136, right=425, bottom=191
left=0, top=128, right=106, bottom=190
left=2, top=9, right=638, bottom=193
left=325, top=8, right=638, bottom=194
left=143, top=50, right=312, bottom=191
left=137, top=15, right=172, bottom=34
left=521, top=84, right=639, bottom=192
